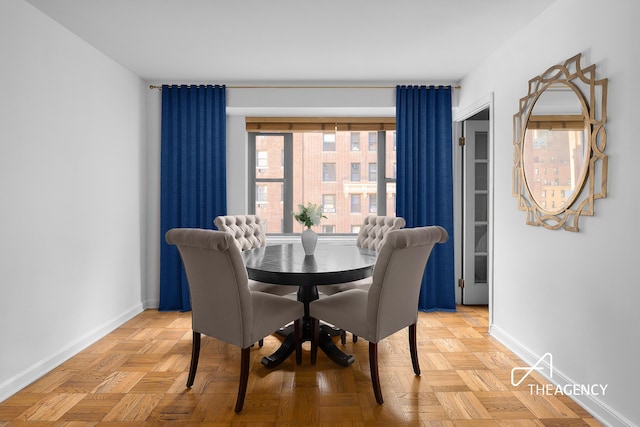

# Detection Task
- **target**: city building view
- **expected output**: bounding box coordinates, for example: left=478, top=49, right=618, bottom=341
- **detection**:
left=252, top=130, right=397, bottom=234
left=522, top=127, right=587, bottom=212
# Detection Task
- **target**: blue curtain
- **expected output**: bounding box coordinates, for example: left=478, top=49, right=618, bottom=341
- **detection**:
left=396, top=85, right=455, bottom=312
left=159, top=85, right=227, bottom=311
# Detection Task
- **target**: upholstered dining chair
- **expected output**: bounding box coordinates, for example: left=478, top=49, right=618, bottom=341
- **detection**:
left=309, top=226, right=448, bottom=404
left=357, top=215, right=408, bottom=251
left=165, top=228, right=304, bottom=413
left=214, top=214, right=266, bottom=251
left=214, top=215, right=293, bottom=297
left=320, top=215, right=406, bottom=343
left=320, top=215, right=406, bottom=297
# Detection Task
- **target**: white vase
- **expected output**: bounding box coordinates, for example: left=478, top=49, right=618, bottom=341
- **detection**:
left=301, top=227, right=317, bottom=256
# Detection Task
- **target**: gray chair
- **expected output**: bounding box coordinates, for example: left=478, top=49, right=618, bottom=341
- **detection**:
left=320, top=215, right=406, bottom=296
left=357, top=215, right=408, bottom=251
left=165, top=228, right=304, bottom=413
left=214, top=215, right=294, bottom=297
left=309, top=226, right=448, bottom=404
left=321, top=215, right=406, bottom=343
left=213, top=214, right=266, bottom=251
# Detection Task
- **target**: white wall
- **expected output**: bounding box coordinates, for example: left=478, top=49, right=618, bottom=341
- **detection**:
left=457, top=0, right=639, bottom=425
left=0, top=0, right=146, bottom=401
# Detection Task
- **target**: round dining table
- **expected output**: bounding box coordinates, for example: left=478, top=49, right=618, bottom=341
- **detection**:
left=241, top=243, right=377, bottom=368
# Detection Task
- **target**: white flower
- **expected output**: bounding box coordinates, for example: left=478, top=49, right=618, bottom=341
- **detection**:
left=292, top=202, right=327, bottom=228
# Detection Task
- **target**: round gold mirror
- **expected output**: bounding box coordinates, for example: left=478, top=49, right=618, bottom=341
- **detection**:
left=513, top=54, right=607, bottom=231
left=522, top=82, right=589, bottom=214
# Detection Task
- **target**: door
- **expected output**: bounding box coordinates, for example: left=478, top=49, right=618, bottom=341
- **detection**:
left=461, top=119, right=489, bottom=305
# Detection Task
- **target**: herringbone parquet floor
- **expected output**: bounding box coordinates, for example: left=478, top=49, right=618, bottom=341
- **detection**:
left=0, top=305, right=602, bottom=426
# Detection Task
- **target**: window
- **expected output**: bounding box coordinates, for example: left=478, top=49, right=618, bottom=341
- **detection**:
left=247, top=119, right=396, bottom=234
left=323, top=133, right=336, bottom=151
left=369, top=194, right=377, bottom=213
left=350, top=163, right=361, bottom=181
left=351, top=225, right=361, bottom=234
left=368, top=163, right=377, bottom=181
left=351, top=194, right=361, bottom=213
left=257, top=150, right=268, bottom=169
left=323, top=163, right=336, bottom=182
left=368, top=132, right=377, bottom=151
left=322, top=194, right=336, bottom=213
left=322, top=225, right=336, bottom=233
left=350, top=132, right=360, bottom=151
left=256, top=185, right=268, bottom=205
left=250, top=134, right=288, bottom=232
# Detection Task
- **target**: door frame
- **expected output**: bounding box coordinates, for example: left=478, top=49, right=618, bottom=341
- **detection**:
left=453, top=93, right=495, bottom=327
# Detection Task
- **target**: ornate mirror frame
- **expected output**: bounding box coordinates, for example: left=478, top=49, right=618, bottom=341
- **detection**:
left=513, top=53, right=608, bottom=231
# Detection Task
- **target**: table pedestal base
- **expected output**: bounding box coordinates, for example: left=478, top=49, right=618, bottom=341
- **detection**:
left=261, top=323, right=354, bottom=368
left=261, top=282, right=358, bottom=369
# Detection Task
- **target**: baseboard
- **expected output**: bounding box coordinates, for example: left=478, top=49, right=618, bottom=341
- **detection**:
left=142, top=298, right=159, bottom=310
left=0, top=303, right=144, bottom=403
left=489, top=324, right=636, bottom=427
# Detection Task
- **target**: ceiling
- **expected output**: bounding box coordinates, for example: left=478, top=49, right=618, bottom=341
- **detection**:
left=24, top=0, right=556, bottom=84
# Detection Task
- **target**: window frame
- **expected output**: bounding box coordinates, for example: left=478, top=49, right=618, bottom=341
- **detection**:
left=256, top=184, right=268, bottom=205
left=369, top=193, right=377, bottom=213
left=323, top=133, right=336, bottom=151
left=323, top=163, right=337, bottom=182
left=322, top=224, right=336, bottom=233
left=256, top=150, right=268, bottom=169
left=368, top=162, right=377, bottom=182
left=248, top=132, right=294, bottom=233
left=350, top=132, right=360, bottom=151
left=368, top=132, right=378, bottom=151
left=350, top=162, right=361, bottom=182
left=350, top=194, right=362, bottom=213
left=248, top=128, right=395, bottom=234
left=322, top=194, right=336, bottom=213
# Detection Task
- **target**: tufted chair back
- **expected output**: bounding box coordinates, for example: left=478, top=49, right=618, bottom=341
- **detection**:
left=214, top=215, right=266, bottom=251
left=356, top=215, right=406, bottom=251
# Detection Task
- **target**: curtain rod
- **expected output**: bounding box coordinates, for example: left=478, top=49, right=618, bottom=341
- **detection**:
left=148, top=84, right=461, bottom=90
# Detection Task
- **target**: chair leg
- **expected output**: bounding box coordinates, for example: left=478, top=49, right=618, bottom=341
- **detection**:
left=186, top=331, right=201, bottom=387
left=258, top=339, right=264, bottom=347
left=409, top=323, right=420, bottom=375
left=235, top=347, right=250, bottom=413
left=369, top=342, right=383, bottom=404
left=310, top=318, right=320, bottom=365
left=294, top=319, right=302, bottom=365
left=340, top=329, right=346, bottom=345
left=353, top=334, right=358, bottom=343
